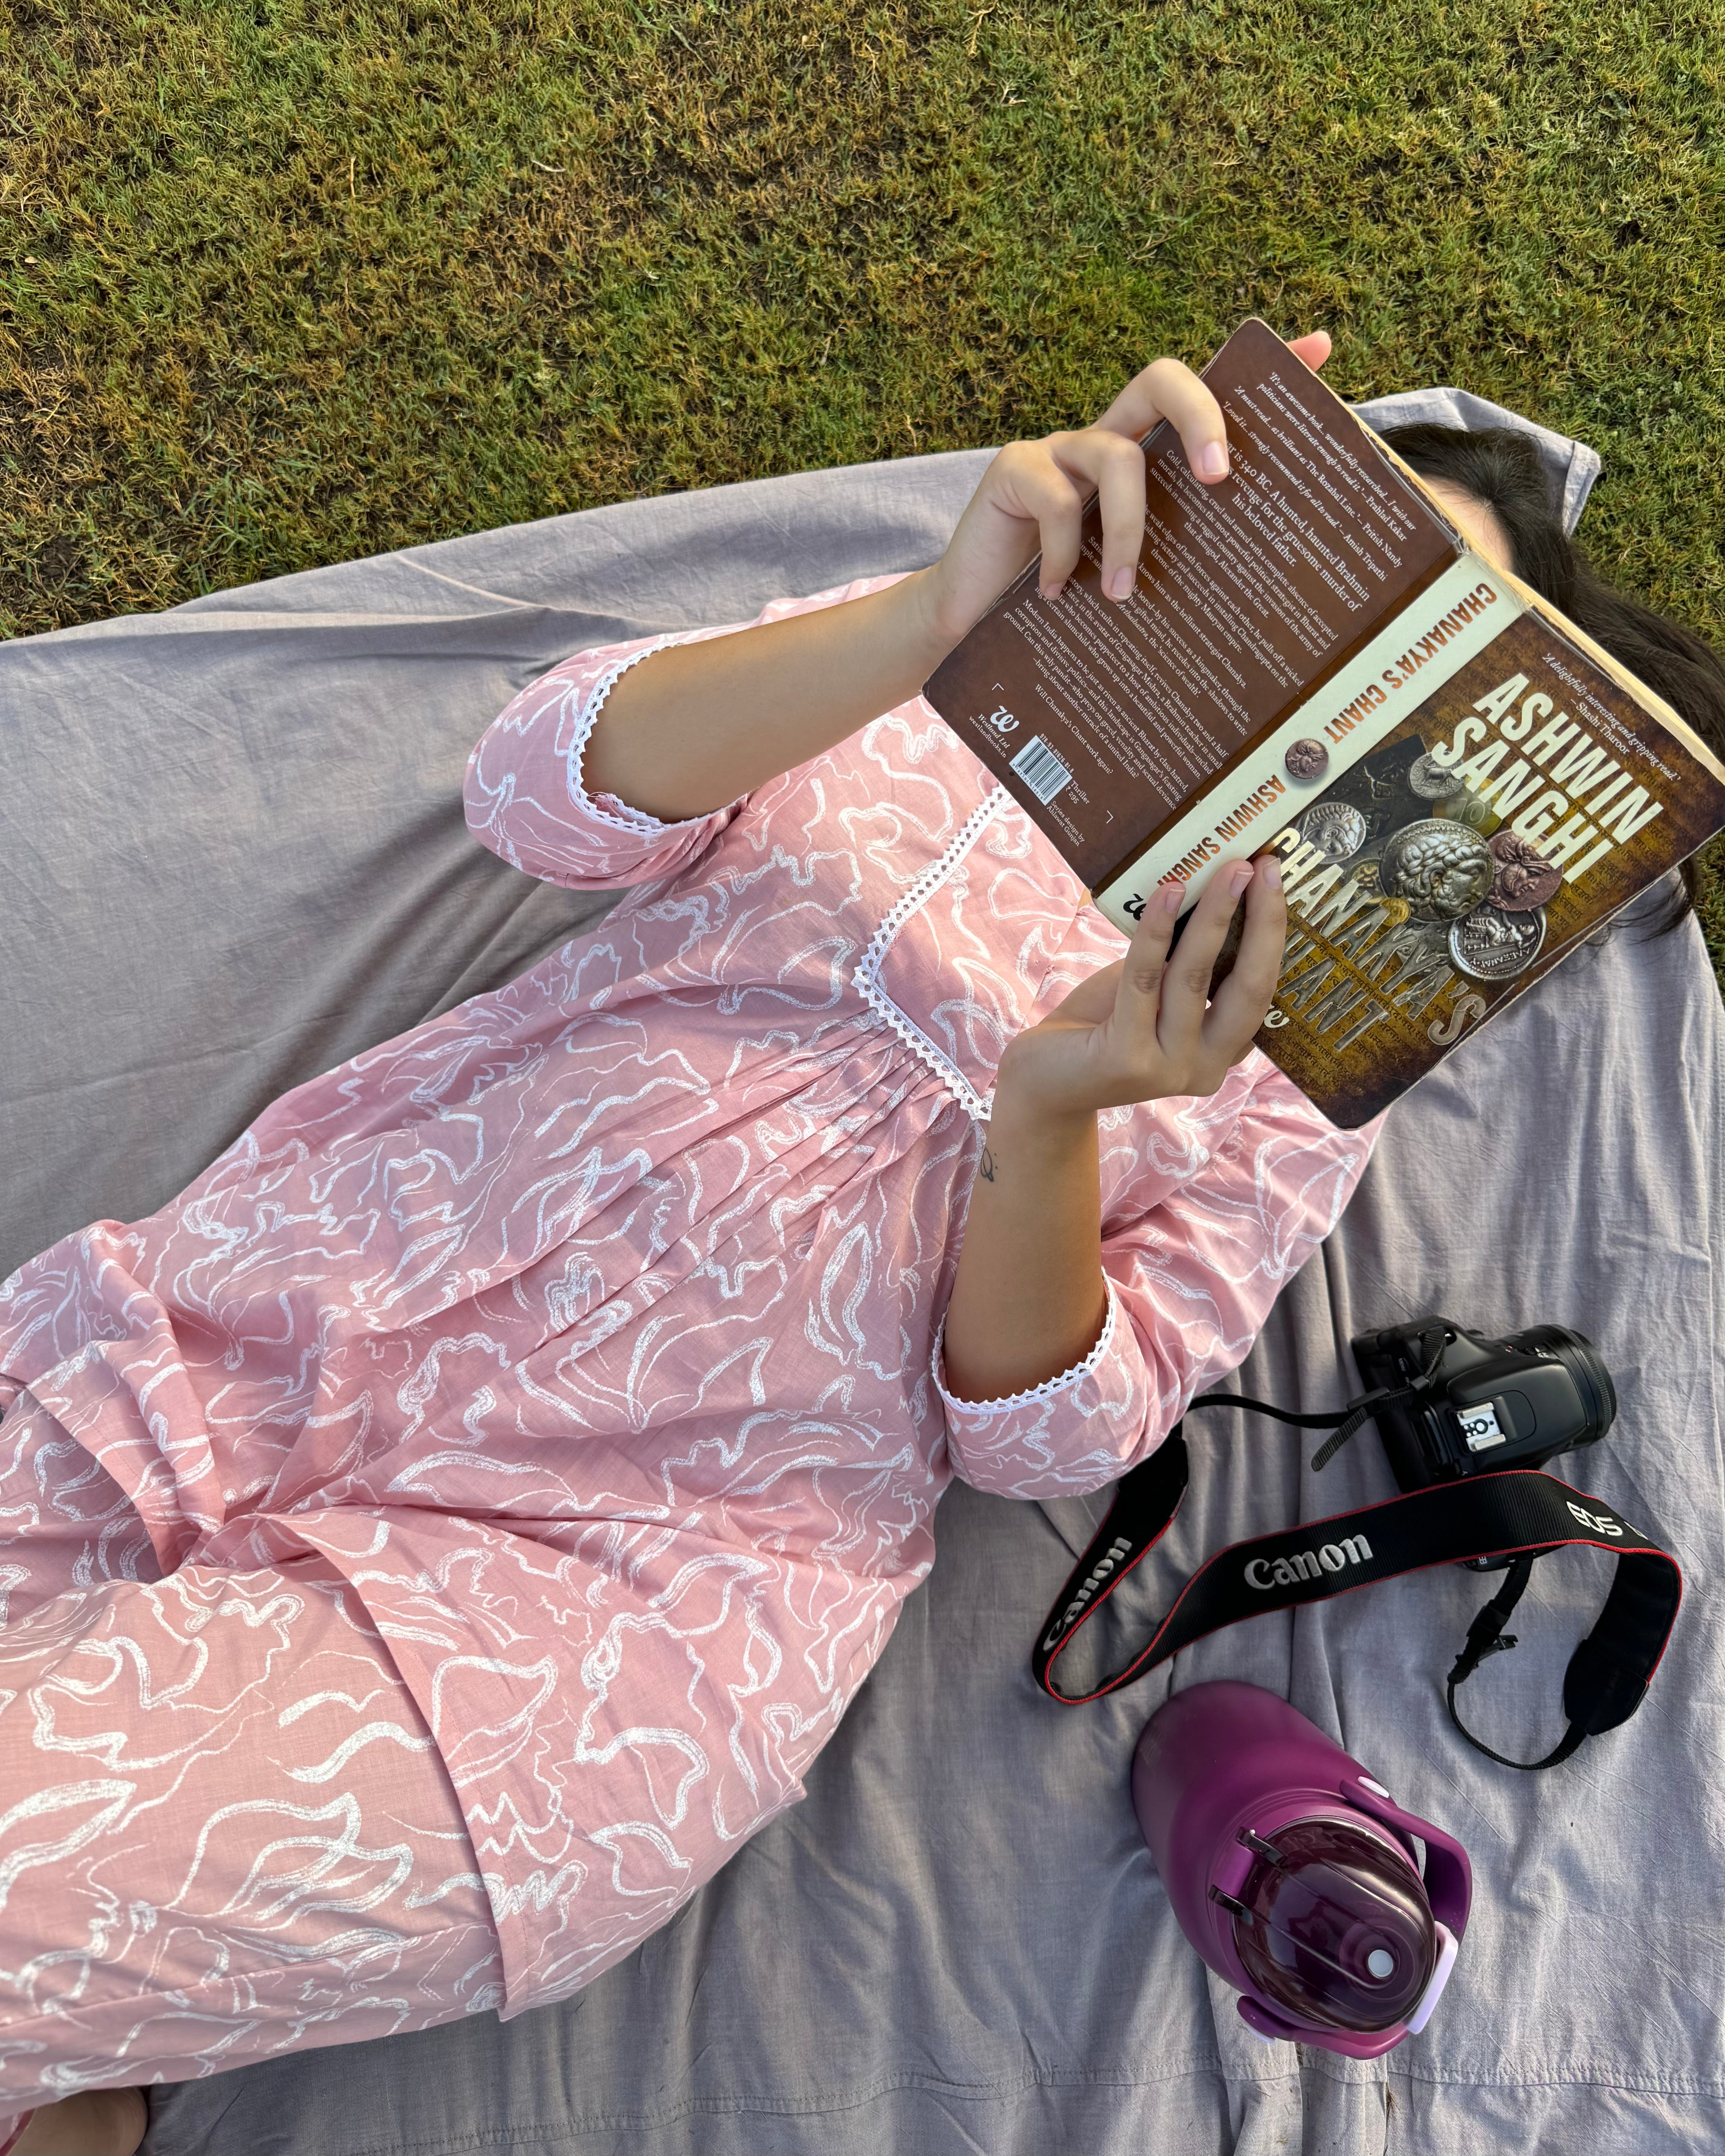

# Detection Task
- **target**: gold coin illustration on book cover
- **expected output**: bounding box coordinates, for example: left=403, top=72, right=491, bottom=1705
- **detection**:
left=1378, top=819, right=1494, bottom=922
left=1435, top=787, right=1500, bottom=835
left=1450, top=904, right=1547, bottom=981
left=1297, top=802, right=1368, bottom=865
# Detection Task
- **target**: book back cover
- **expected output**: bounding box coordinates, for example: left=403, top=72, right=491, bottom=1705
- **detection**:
left=922, top=319, right=1457, bottom=890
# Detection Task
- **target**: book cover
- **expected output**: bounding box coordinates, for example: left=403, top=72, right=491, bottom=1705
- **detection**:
left=921, top=318, right=1725, bottom=1125
left=923, top=316, right=1463, bottom=904
left=1239, top=595, right=1725, bottom=1122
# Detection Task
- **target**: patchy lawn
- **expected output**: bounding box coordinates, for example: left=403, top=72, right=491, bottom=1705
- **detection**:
left=4, top=0, right=1722, bottom=966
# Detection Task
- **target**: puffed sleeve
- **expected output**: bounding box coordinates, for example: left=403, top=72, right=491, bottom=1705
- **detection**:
left=463, top=575, right=909, bottom=891
left=933, top=1056, right=1384, bottom=1498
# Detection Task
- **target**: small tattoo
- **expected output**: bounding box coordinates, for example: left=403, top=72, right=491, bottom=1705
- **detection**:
left=979, top=1145, right=997, bottom=1184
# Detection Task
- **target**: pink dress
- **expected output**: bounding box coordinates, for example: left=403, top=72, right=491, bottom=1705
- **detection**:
left=0, top=574, right=1375, bottom=2094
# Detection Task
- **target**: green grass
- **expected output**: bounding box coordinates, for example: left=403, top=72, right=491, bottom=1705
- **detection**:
left=3, top=0, right=1723, bottom=972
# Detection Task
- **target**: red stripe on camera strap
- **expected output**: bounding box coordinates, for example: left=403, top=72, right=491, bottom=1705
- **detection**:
left=1032, top=1428, right=1682, bottom=1770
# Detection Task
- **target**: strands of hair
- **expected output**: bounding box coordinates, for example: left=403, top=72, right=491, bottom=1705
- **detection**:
left=1377, top=424, right=1725, bottom=935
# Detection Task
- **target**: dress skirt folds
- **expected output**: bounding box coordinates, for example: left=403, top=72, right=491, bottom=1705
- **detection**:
left=0, top=575, right=1375, bottom=2121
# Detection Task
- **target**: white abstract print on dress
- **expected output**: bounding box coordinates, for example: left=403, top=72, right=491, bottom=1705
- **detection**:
left=0, top=573, right=1375, bottom=2030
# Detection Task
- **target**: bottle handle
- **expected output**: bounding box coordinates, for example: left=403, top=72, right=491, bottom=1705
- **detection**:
left=1403, top=1922, right=1461, bottom=2035
left=1346, top=1773, right=1473, bottom=1937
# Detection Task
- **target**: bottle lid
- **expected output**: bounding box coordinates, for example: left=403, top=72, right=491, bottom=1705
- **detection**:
left=1218, top=1817, right=1436, bottom=2034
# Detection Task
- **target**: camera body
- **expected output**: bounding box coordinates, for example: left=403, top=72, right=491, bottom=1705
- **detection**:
left=1351, top=1319, right=1616, bottom=1497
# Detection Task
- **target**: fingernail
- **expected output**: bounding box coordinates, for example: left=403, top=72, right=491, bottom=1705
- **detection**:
left=1229, top=862, right=1253, bottom=895
left=1261, top=858, right=1281, bottom=892
left=1040, top=580, right=1064, bottom=602
left=1107, top=566, right=1134, bottom=601
left=1160, top=882, right=1183, bottom=916
left=1199, top=441, right=1229, bottom=480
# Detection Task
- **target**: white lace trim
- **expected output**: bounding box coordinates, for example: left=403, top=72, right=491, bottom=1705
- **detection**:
left=851, top=787, right=1011, bottom=1124
left=564, top=637, right=733, bottom=836
left=930, top=1279, right=1121, bottom=1417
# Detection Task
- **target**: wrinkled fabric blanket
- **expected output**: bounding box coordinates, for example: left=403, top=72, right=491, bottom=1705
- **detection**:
left=2, top=391, right=1719, bottom=2156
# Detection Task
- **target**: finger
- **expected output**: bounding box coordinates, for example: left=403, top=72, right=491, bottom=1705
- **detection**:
left=988, top=440, right=1089, bottom=595
left=1200, top=856, right=1288, bottom=1065
left=1285, top=330, right=1332, bottom=372
left=1090, top=356, right=1230, bottom=486
left=1047, top=428, right=1148, bottom=601
left=1151, top=858, right=1256, bottom=1062
left=1108, top=880, right=1184, bottom=1055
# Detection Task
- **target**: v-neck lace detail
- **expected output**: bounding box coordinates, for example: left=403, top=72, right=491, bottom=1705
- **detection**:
left=850, top=787, right=1011, bottom=1123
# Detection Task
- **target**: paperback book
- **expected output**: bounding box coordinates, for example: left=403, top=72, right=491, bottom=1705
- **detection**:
left=922, top=319, right=1725, bottom=1125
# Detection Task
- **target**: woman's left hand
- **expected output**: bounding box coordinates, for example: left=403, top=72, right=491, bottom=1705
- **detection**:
left=943, top=851, right=1288, bottom=1402
left=994, top=854, right=1287, bottom=1124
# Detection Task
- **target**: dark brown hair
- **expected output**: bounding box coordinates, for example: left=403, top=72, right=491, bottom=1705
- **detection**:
left=1376, top=422, right=1725, bottom=932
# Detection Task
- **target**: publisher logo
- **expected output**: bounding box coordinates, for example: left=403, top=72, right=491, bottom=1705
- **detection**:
left=979, top=703, right=1018, bottom=736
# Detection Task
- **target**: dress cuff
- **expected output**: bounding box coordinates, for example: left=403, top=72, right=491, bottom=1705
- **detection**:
left=565, top=639, right=743, bottom=837
left=931, top=1279, right=1157, bottom=1499
left=932, top=1280, right=1121, bottom=1417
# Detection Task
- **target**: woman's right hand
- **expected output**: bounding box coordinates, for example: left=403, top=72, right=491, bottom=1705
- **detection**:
left=918, top=333, right=1333, bottom=648
left=585, top=328, right=1332, bottom=826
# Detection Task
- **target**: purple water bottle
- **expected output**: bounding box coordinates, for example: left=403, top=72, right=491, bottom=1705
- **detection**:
left=1131, top=1681, right=1471, bottom=2057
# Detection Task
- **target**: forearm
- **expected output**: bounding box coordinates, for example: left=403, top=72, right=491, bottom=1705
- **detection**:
left=941, top=1086, right=1110, bottom=1402
left=582, top=566, right=957, bottom=822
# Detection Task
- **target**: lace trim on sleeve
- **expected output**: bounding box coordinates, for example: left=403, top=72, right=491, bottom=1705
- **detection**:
left=564, top=637, right=734, bottom=835
left=851, top=788, right=1011, bottom=1125
left=931, top=1277, right=1120, bottom=1416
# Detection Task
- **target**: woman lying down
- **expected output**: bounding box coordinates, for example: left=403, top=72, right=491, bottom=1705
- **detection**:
left=4, top=333, right=1724, bottom=2154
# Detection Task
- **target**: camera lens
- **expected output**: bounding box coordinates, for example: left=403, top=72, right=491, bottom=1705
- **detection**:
left=1507, top=1325, right=1617, bottom=1448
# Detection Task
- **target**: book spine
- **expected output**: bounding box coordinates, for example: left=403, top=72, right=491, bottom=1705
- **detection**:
left=1091, top=553, right=1520, bottom=934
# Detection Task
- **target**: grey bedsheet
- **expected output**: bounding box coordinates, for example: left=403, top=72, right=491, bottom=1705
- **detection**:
left=3, top=391, right=1719, bottom=2155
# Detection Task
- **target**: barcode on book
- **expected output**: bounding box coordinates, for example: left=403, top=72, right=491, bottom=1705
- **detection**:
left=1009, top=734, right=1073, bottom=804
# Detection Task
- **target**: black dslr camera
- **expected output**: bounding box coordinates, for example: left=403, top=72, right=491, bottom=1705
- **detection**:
left=1351, top=1316, right=1616, bottom=1495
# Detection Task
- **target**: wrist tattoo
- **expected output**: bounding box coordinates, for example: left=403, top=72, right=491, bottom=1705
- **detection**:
left=978, top=1143, right=996, bottom=1184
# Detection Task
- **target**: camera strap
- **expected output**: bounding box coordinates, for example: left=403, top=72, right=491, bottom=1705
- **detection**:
left=1033, top=1409, right=1682, bottom=1771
